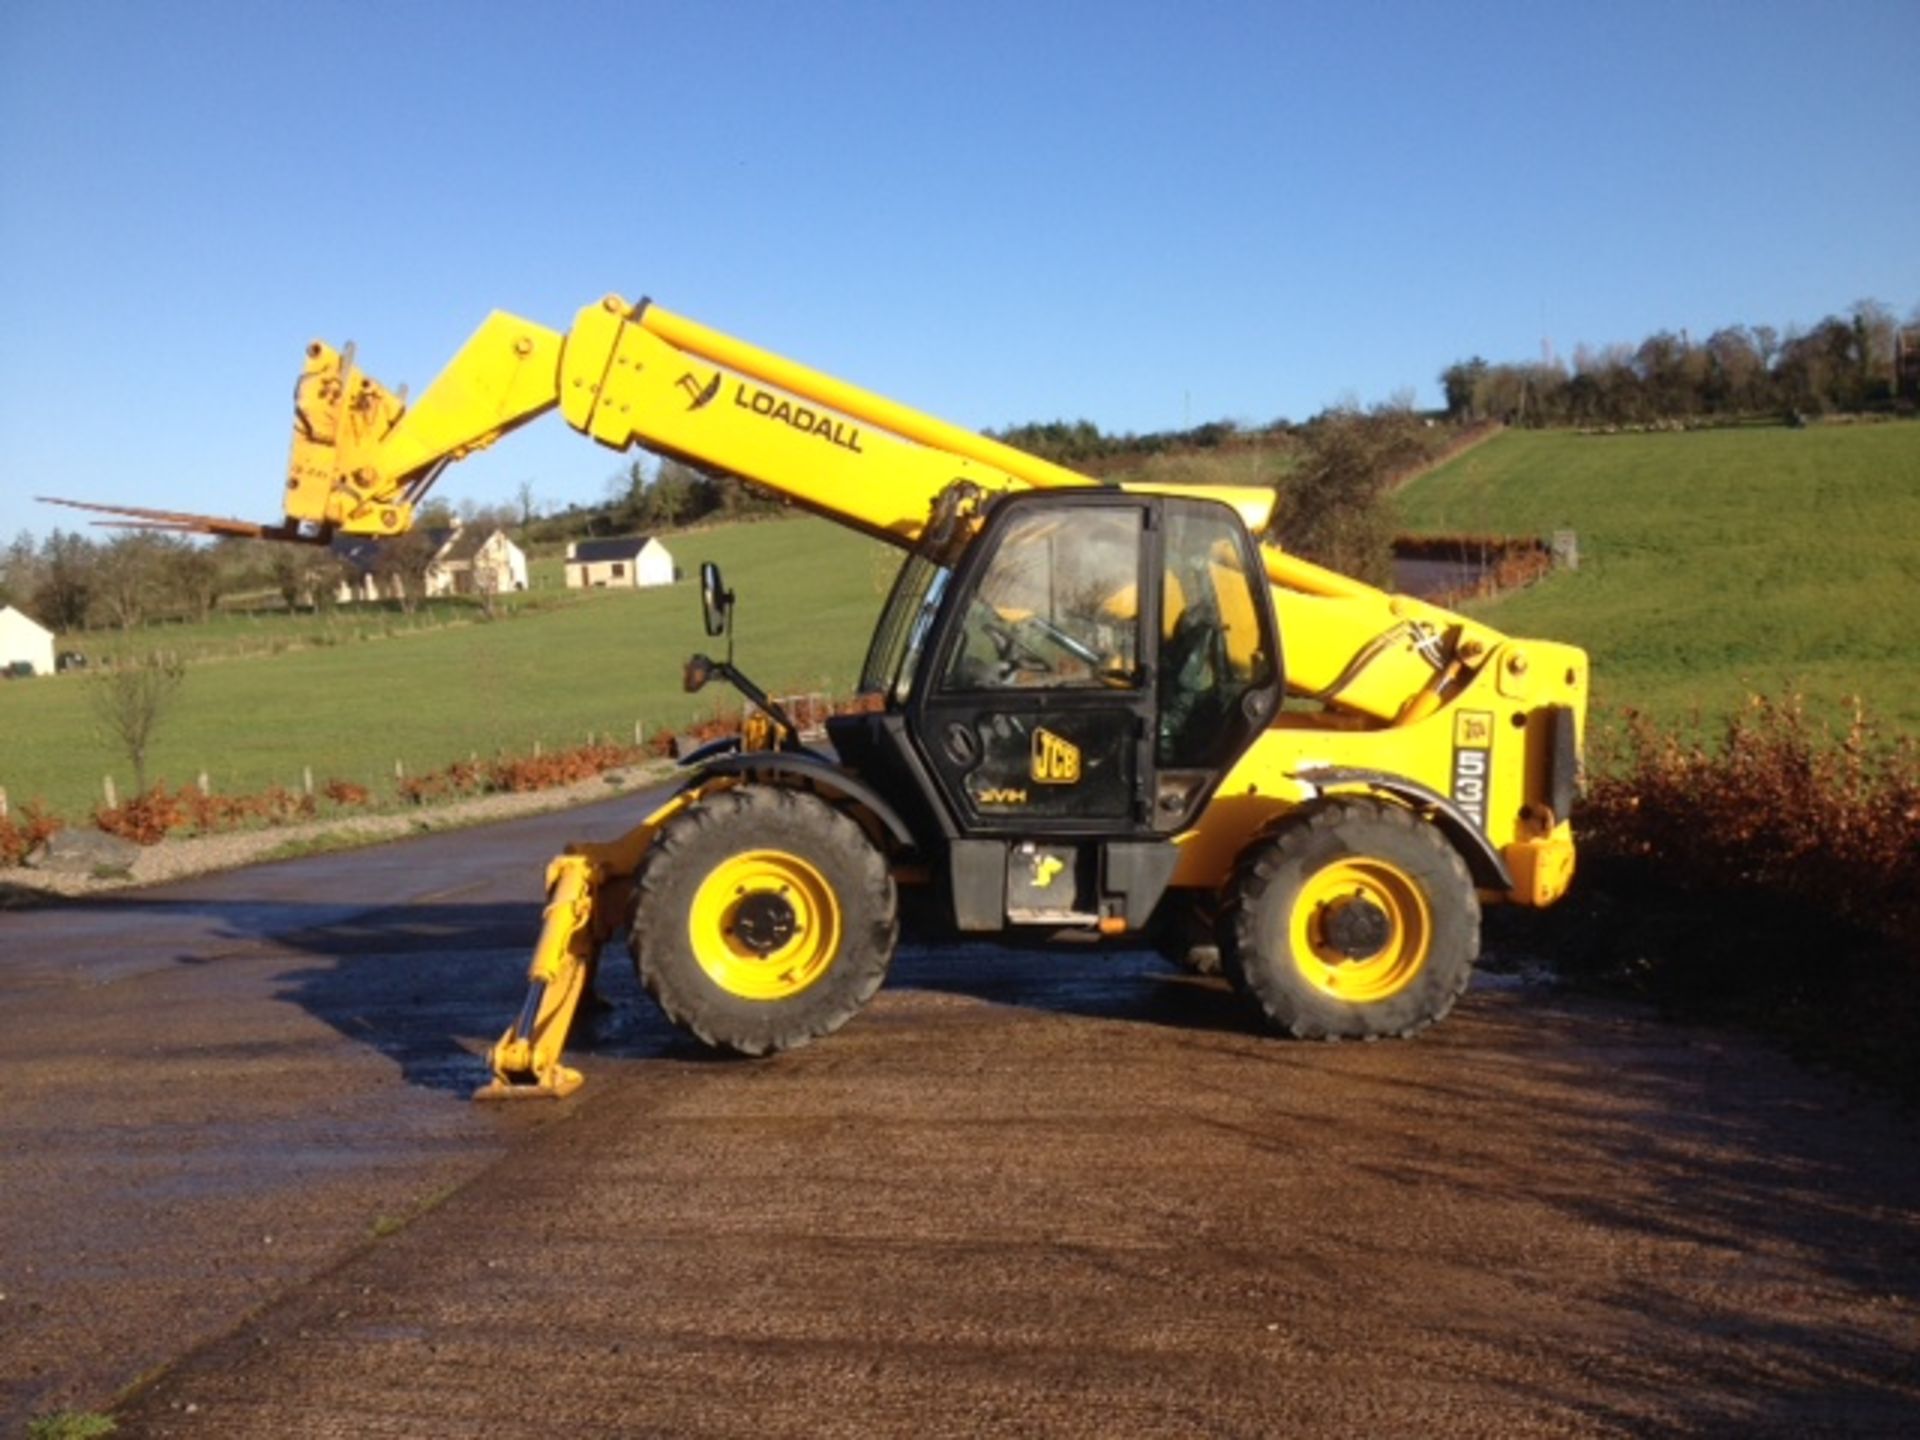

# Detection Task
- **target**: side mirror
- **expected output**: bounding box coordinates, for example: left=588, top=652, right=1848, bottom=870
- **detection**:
left=699, top=561, right=732, bottom=638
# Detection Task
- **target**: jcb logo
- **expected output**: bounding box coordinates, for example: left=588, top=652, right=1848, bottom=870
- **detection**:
left=1031, top=728, right=1081, bottom=784
left=1451, top=710, right=1493, bottom=831
left=1454, top=711, right=1493, bottom=749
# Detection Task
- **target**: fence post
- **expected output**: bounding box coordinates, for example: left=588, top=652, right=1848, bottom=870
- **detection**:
left=302, top=766, right=314, bottom=797
left=1551, top=529, right=1580, bottom=572
left=394, top=758, right=406, bottom=781
left=103, top=775, right=118, bottom=810
left=197, top=770, right=210, bottom=796
left=0, top=786, right=9, bottom=821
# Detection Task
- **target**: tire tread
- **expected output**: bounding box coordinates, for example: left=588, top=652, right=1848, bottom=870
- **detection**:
left=1221, top=797, right=1478, bottom=1041
left=632, top=785, right=897, bottom=1055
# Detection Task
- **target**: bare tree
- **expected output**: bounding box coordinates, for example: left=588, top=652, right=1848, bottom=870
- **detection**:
left=1851, top=299, right=1897, bottom=380
left=91, top=651, right=187, bottom=794
left=165, top=539, right=226, bottom=622
left=269, top=543, right=339, bottom=610
left=607, top=459, right=648, bottom=530
left=35, top=530, right=96, bottom=632
left=94, top=533, right=169, bottom=630
left=1, top=529, right=45, bottom=612
left=372, top=529, right=439, bottom=613
left=1272, top=411, right=1426, bottom=587
left=473, top=555, right=502, bottom=621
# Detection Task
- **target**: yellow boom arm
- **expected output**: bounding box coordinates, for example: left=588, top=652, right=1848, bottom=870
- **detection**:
left=281, top=293, right=1532, bottom=724
left=286, top=294, right=1273, bottom=540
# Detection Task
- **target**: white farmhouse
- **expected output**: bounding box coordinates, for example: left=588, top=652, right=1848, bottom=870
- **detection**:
left=0, top=605, right=56, bottom=676
left=566, top=536, right=675, bottom=589
left=432, top=528, right=529, bottom=597
left=332, top=526, right=530, bottom=604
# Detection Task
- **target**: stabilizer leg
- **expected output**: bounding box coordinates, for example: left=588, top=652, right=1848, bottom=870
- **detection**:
left=475, top=855, right=607, bottom=1099
left=473, top=788, right=698, bottom=1100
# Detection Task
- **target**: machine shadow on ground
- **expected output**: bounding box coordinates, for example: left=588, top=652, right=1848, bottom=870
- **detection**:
left=18, top=890, right=1256, bottom=1094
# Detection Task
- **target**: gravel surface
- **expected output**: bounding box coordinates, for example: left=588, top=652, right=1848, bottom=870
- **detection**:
left=4, top=797, right=1917, bottom=1436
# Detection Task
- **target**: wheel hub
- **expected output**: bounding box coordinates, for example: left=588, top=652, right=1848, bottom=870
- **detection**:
left=730, top=891, right=797, bottom=956
left=1320, top=895, right=1393, bottom=961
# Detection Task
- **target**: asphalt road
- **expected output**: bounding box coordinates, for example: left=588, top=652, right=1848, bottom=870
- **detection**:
left=2, top=794, right=1917, bottom=1438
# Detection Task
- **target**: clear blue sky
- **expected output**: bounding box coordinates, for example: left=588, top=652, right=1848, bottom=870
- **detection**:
left=2, top=0, right=1915, bottom=542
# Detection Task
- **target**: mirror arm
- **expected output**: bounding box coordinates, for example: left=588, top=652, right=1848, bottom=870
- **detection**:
left=714, top=660, right=797, bottom=744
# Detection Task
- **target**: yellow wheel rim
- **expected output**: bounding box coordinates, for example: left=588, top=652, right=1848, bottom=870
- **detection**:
left=1289, top=858, right=1430, bottom=1002
left=688, top=849, right=842, bottom=1000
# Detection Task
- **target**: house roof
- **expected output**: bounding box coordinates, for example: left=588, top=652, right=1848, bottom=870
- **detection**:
left=570, top=536, right=660, bottom=564
left=442, top=527, right=522, bottom=562
left=330, top=527, right=458, bottom=575
left=330, top=536, right=379, bottom=574
left=0, top=604, right=54, bottom=637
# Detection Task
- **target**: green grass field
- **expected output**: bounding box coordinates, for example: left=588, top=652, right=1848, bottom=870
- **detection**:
left=8, top=422, right=1916, bottom=819
left=0, top=517, right=898, bottom=817
left=1396, top=422, right=1920, bottom=737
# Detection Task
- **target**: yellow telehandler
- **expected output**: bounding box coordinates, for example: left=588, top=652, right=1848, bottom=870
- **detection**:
left=53, top=294, right=1587, bottom=1097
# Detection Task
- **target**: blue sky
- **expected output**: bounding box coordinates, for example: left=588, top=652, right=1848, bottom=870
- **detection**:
left=1, top=0, right=1915, bottom=542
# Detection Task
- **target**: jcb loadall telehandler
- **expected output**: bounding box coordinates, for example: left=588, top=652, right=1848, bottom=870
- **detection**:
left=57, top=294, right=1588, bottom=1097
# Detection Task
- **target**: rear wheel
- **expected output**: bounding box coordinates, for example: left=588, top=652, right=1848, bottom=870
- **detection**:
left=631, top=785, right=897, bottom=1055
left=1223, top=798, right=1477, bottom=1039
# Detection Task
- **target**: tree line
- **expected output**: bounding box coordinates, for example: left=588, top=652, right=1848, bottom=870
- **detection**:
left=523, top=457, right=783, bottom=546
left=0, top=497, right=527, bottom=633
left=986, top=417, right=1262, bottom=470
left=0, top=456, right=790, bottom=633
left=1440, top=299, right=1917, bottom=427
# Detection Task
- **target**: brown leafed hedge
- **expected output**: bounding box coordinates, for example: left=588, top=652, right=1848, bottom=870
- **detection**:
left=7, top=695, right=884, bottom=855
left=0, top=802, right=62, bottom=867
left=1544, top=693, right=1920, bottom=1098
left=1581, top=693, right=1920, bottom=948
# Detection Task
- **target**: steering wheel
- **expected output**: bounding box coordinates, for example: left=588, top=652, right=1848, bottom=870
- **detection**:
left=982, top=617, right=1050, bottom=674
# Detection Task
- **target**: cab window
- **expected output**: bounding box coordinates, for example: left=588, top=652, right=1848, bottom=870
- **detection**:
left=941, top=507, right=1144, bottom=691
left=1157, top=508, right=1275, bottom=767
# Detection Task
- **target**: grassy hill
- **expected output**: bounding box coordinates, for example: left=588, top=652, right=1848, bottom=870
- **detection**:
left=0, top=517, right=897, bottom=817
left=9, top=421, right=1916, bottom=820
left=1395, top=422, right=1920, bottom=736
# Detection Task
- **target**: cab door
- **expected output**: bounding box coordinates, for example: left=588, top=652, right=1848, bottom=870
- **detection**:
left=914, top=497, right=1155, bottom=835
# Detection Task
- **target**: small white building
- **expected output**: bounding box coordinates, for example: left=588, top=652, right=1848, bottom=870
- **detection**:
left=0, top=605, right=56, bottom=677
left=433, top=528, right=529, bottom=597
left=566, top=536, right=675, bottom=589
left=333, top=526, right=529, bottom=604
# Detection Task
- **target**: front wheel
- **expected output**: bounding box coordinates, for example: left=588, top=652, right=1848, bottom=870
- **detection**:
left=631, top=785, right=897, bottom=1055
left=1222, top=798, right=1478, bottom=1040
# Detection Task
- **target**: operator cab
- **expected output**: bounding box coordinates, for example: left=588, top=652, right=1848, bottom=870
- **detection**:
left=832, top=489, right=1283, bottom=933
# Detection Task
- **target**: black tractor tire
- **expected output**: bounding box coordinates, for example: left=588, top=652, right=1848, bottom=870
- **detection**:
left=1150, top=892, right=1225, bottom=977
left=1221, top=797, right=1478, bottom=1040
left=630, top=785, right=897, bottom=1056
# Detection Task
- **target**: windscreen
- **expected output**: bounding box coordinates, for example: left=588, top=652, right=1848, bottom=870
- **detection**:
left=859, top=552, right=950, bottom=703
